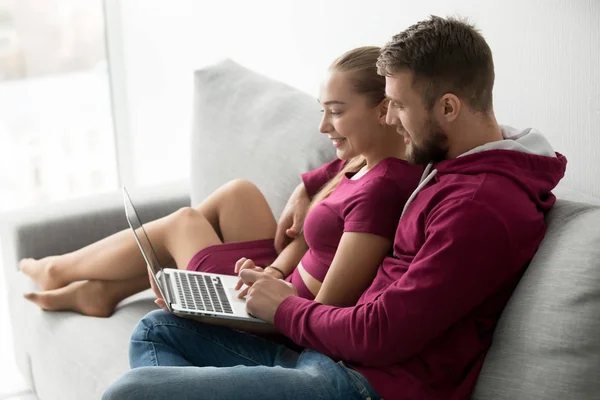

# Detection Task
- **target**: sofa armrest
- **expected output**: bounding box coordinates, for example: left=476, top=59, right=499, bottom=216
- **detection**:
left=0, top=181, right=189, bottom=391
left=0, top=181, right=190, bottom=273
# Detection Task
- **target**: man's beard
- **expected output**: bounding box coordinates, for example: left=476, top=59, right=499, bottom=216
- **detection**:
left=405, top=117, right=449, bottom=165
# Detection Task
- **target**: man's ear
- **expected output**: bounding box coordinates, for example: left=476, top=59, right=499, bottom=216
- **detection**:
left=439, top=93, right=460, bottom=122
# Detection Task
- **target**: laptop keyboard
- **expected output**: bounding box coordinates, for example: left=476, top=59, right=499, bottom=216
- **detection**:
left=173, top=272, right=233, bottom=314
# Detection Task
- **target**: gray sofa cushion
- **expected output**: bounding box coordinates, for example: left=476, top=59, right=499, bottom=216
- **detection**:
left=473, top=199, right=600, bottom=400
left=190, top=59, right=335, bottom=218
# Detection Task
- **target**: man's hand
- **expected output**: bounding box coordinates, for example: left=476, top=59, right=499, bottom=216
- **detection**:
left=274, top=183, right=310, bottom=253
left=148, top=268, right=169, bottom=312
left=239, top=269, right=297, bottom=323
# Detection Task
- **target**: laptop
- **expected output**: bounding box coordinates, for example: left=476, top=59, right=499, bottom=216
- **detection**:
left=122, top=187, right=265, bottom=323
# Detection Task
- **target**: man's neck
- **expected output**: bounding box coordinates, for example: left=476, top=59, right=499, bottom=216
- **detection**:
left=446, top=113, right=503, bottom=159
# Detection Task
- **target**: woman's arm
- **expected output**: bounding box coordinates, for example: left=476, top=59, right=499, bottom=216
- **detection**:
left=269, top=234, right=309, bottom=278
left=234, top=234, right=308, bottom=297
left=314, top=232, right=391, bottom=307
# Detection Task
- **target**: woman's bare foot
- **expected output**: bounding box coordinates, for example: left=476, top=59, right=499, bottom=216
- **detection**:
left=23, top=281, right=116, bottom=318
left=19, top=257, right=67, bottom=291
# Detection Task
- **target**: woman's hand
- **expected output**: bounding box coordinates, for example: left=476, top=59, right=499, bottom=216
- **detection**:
left=241, top=269, right=297, bottom=324
left=147, top=268, right=169, bottom=312
left=234, top=257, right=283, bottom=298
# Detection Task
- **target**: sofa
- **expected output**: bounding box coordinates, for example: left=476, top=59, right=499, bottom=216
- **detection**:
left=2, top=59, right=600, bottom=400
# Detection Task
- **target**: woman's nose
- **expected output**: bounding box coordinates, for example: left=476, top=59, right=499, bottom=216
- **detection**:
left=319, top=117, right=333, bottom=134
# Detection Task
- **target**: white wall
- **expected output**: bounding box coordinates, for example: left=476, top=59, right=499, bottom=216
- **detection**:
left=114, top=0, right=600, bottom=198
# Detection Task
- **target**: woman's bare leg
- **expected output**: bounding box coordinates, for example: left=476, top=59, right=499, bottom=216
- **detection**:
left=194, top=179, right=277, bottom=243
left=22, top=207, right=222, bottom=316
left=23, top=275, right=151, bottom=318
left=22, top=201, right=268, bottom=317
left=19, top=209, right=202, bottom=291
left=21, top=180, right=277, bottom=317
left=20, top=180, right=276, bottom=291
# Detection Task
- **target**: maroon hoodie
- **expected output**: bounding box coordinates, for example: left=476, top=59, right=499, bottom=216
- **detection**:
left=275, top=128, right=567, bottom=399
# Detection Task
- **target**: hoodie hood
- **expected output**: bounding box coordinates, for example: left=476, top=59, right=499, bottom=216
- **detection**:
left=460, top=125, right=557, bottom=158
left=401, top=126, right=567, bottom=217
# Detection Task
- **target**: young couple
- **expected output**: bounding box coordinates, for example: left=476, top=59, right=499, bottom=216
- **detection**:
left=21, top=16, right=566, bottom=400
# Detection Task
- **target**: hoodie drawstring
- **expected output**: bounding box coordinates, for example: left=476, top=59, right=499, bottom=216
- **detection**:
left=400, top=163, right=437, bottom=219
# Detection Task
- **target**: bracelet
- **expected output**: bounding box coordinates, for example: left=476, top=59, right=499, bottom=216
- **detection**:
left=265, top=265, right=286, bottom=279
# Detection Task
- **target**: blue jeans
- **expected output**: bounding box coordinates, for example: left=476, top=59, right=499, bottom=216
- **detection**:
left=102, top=310, right=381, bottom=400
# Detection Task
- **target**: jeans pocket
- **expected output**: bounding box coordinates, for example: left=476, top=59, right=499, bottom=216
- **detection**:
left=338, top=361, right=381, bottom=400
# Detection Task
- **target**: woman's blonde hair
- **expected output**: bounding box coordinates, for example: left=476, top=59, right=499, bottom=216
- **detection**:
left=309, top=46, right=386, bottom=210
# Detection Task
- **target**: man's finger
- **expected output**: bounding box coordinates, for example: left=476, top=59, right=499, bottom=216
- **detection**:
left=274, top=225, right=287, bottom=253
left=237, top=285, right=250, bottom=299
left=286, top=228, right=298, bottom=237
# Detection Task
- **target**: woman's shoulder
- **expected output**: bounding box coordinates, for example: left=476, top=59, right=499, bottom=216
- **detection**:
left=352, top=173, right=409, bottom=197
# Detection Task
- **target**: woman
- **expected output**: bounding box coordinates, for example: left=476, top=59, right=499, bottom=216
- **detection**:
left=20, top=46, right=422, bottom=317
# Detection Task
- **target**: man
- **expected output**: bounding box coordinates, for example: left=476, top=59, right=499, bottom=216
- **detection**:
left=103, top=16, right=566, bottom=400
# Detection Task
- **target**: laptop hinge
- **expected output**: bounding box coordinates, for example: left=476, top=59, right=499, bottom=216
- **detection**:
left=161, top=271, right=176, bottom=305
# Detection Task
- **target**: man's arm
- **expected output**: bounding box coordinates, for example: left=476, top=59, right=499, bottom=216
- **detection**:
left=275, top=159, right=345, bottom=253
left=274, top=183, right=310, bottom=253
left=272, top=200, right=516, bottom=367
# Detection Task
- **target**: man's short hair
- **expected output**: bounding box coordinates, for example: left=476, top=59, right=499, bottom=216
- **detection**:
left=377, top=15, right=495, bottom=113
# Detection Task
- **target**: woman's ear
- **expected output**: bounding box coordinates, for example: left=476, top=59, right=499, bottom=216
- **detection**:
left=378, top=98, right=390, bottom=125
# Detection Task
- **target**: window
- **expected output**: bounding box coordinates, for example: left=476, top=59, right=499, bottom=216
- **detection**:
left=0, top=1, right=117, bottom=395
left=0, top=0, right=118, bottom=212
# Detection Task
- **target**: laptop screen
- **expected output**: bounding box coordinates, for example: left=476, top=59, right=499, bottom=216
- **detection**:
left=122, top=187, right=164, bottom=278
